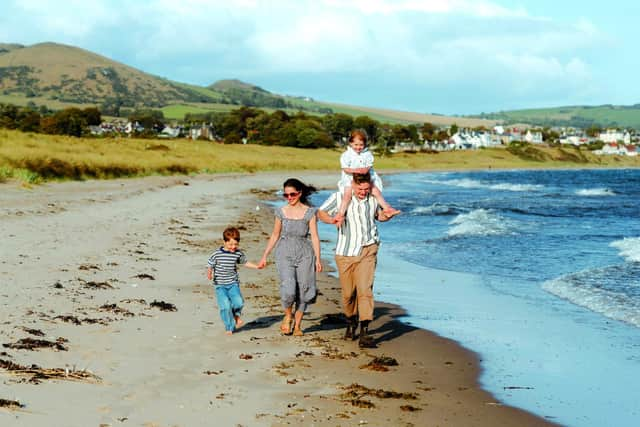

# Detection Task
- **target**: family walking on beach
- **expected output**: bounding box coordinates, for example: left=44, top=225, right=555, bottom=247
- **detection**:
left=206, top=130, right=399, bottom=347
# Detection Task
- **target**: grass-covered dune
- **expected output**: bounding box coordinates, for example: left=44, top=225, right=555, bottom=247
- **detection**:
left=1, top=129, right=638, bottom=185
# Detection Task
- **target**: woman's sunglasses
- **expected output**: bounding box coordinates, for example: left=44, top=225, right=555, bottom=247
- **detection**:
left=283, top=191, right=300, bottom=198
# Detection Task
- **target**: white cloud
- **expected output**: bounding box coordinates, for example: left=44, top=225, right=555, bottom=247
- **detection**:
left=0, top=0, right=617, bottom=111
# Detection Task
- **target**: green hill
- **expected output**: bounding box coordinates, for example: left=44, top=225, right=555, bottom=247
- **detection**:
left=474, top=105, right=640, bottom=129
left=0, top=41, right=496, bottom=126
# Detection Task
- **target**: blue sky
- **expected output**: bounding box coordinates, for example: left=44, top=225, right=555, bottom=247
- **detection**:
left=2, top=0, right=638, bottom=115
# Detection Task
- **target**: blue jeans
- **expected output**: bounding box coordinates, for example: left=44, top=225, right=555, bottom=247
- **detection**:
left=214, top=283, right=244, bottom=331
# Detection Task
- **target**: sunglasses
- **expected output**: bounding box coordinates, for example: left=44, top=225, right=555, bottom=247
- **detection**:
left=283, top=191, right=300, bottom=198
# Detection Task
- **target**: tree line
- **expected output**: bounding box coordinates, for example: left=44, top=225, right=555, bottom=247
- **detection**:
left=0, top=103, right=101, bottom=137
left=0, top=102, right=449, bottom=149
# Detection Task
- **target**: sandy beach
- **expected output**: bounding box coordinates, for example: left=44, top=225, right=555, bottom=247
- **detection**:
left=0, top=172, right=558, bottom=426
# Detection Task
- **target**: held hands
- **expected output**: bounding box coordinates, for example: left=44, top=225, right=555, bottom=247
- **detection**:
left=257, top=258, right=267, bottom=269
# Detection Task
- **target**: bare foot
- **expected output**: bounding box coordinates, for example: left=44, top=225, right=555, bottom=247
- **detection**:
left=234, top=316, right=244, bottom=328
left=293, top=327, right=303, bottom=336
left=383, top=207, right=401, bottom=217
left=224, top=330, right=233, bottom=336
left=280, top=317, right=293, bottom=335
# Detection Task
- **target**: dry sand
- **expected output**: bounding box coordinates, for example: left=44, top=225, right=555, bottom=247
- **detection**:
left=0, top=172, right=558, bottom=426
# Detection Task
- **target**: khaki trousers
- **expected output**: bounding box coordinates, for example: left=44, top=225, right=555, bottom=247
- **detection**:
left=334, top=244, right=378, bottom=321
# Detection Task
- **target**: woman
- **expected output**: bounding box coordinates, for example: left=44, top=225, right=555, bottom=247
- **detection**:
left=258, top=178, right=322, bottom=336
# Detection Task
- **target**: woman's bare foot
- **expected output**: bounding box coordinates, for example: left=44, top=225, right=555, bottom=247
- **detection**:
left=280, top=316, right=293, bottom=335
left=293, top=327, right=303, bottom=336
left=224, top=330, right=233, bottom=336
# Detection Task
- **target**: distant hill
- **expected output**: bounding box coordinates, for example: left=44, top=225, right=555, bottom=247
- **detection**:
left=0, top=41, right=496, bottom=126
left=473, top=105, right=640, bottom=129
left=0, top=42, right=225, bottom=110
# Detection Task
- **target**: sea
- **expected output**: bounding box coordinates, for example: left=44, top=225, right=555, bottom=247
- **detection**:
left=315, top=168, right=640, bottom=427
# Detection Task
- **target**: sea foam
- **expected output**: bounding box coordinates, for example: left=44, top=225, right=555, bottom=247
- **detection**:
left=430, top=178, right=543, bottom=192
left=576, top=188, right=616, bottom=196
left=610, top=237, right=640, bottom=263
left=447, top=209, right=513, bottom=237
left=542, top=264, right=640, bottom=328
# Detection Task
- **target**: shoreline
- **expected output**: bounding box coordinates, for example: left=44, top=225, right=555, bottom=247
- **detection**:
left=0, top=172, right=557, bottom=426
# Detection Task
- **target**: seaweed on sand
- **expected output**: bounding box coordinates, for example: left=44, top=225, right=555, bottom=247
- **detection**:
left=0, top=358, right=100, bottom=384
left=360, top=355, right=399, bottom=372
left=150, top=300, right=177, bottom=311
left=3, top=337, right=68, bottom=351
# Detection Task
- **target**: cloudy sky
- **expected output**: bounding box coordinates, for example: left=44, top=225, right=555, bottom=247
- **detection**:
left=2, top=0, right=638, bottom=115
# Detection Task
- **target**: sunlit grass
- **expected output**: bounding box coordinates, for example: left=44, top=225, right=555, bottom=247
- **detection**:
left=0, top=129, right=638, bottom=185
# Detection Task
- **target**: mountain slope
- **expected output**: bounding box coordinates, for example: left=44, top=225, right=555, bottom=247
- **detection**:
left=0, top=42, right=496, bottom=126
left=0, top=42, right=223, bottom=108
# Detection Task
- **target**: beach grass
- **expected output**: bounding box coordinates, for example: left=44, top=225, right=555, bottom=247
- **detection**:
left=1, top=129, right=638, bottom=184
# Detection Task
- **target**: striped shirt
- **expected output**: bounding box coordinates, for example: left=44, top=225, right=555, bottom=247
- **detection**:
left=207, top=247, right=247, bottom=285
left=320, top=191, right=380, bottom=256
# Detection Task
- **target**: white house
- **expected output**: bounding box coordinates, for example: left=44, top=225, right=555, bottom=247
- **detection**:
left=599, top=129, right=631, bottom=144
left=524, top=130, right=544, bottom=144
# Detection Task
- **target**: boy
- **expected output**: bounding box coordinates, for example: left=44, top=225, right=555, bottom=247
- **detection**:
left=207, top=227, right=259, bottom=335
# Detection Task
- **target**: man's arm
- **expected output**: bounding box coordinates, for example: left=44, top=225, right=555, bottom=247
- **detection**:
left=317, top=193, right=339, bottom=224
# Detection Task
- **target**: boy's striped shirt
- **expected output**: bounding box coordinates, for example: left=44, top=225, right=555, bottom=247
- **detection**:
left=207, top=248, right=247, bottom=285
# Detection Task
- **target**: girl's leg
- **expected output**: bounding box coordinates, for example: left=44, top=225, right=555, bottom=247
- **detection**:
left=334, top=185, right=352, bottom=226
left=215, top=285, right=235, bottom=333
left=371, top=185, right=400, bottom=215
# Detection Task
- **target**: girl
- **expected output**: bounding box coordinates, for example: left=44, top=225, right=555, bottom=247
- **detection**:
left=334, top=129, right=400, bottom=226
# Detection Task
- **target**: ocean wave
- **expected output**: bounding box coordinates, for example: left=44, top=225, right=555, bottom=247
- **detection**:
left=446, top=209, right=513, bottom=237
left=542, top=264, right=640, bottom=328
left=575, top=188, right=616, bottom=197
left=411, top=204, right=462, bottom=216
left=428, top=178, right=543, bottom=192
left=610, top=237, right=640, bottom=263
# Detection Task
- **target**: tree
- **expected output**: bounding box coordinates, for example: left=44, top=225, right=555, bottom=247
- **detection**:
left=321, top=113, right=353, bottom=144
left=585, top=124, right=602, bottom=138
left=353, top=116, right=379, bottom=144
left=128, top=109, right=164, bottom=131
left=421, top=122, right=437, bottom=141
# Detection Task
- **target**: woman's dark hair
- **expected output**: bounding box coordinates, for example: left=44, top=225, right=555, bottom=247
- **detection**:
left=283, top=178, right=317, bottom=205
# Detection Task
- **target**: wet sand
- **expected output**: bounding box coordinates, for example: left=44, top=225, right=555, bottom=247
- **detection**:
left=0, top=172, right=558, bottom=426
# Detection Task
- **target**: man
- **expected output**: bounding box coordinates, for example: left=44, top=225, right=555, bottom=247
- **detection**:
left=318, top=172, right=397, bottom=348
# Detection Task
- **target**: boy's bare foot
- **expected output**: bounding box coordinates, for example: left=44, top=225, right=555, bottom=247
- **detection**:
left=234, top=316, right=244, bottom=328
left=293, top=327, right=304, bottom=336
left=225, top=330, right=233, bottom=336
left=382, top=207, right=401, bottom=217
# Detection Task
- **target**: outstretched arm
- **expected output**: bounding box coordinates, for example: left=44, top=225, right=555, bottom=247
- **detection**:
left=244, top=261, right=260, bottom=269
left=258, top=217, right=282, bottom=268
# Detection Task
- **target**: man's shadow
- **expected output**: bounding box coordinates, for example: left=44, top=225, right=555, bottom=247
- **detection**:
left=367, top=306, right=419, bottom=346
left=301, top=307, right=417, bottom=347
